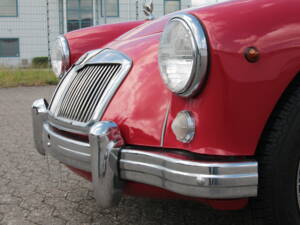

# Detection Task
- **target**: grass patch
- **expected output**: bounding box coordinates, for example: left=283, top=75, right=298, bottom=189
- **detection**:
left=0, top=68, right=58, bottom=88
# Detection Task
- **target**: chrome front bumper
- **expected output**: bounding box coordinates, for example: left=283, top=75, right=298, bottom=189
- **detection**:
left=118, top=150, right=258, bottom=199
left=32, top=98, right=258, bottom=203
left=32, top=99, right=91, bottom=171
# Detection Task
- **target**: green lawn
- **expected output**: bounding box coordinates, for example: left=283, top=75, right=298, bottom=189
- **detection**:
left=0, top=68, right=58, bottom=88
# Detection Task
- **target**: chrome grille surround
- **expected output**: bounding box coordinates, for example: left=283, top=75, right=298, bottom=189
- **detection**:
left=48, top=49, right=132, bottom=133
left=57, top=64, right=122, bottom=123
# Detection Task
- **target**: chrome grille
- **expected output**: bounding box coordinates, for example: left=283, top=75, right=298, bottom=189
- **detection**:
left=57, top=64, right=121, bottom=123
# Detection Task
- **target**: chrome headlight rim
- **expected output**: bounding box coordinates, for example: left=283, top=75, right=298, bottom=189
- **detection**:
left=51, top=35, right=70, bottom=79
left=159, top=13, right=209, bottom=97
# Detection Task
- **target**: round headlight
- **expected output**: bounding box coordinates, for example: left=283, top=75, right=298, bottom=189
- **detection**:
left=51, top=36, right=70, bottom=78
left=158, top=14, right=208, bottom=97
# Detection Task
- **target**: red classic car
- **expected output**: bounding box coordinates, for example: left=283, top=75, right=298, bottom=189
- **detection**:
left=31, top=0, right=300, bottom=224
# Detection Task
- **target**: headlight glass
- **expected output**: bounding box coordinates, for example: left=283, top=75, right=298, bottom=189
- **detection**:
left=51, top=36, right=70, bottom=78
left=171, top=110, right=195, bottom=143
left=158, top=14, right=208, bottom=97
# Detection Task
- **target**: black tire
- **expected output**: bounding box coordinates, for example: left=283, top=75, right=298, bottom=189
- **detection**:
left=251, top=76, right=300, bottom=225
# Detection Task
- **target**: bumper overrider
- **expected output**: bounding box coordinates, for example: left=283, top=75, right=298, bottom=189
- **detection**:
left=32, top=99, right=258, bottom=207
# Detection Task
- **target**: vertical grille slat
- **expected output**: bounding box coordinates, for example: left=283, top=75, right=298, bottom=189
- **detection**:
left=60, top=66, right=95, bottom=118
left=72, top=65, right=107, bottom=122
left=81, top=65, right=121, bottom=122
left=77, top=65, right=116, bottom=122
left=64, top=66, right=99, bottom=120
left=56, top=64, right=122, bottom=123
left=69, top=65, right=104, bottom=121
left=59, top=66, right=91, bottom=118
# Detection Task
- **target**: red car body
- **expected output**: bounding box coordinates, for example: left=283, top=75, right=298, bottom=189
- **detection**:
left=33, top=0, right=300, bottom=212
left=67, top=0, right=300, bottom=156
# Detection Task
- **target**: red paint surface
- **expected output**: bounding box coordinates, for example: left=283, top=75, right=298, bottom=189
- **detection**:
left=64, top=0, right=300, bottom=210
left=102, top=0, right=300, bottom=156
left=64, top=20, right=146, bottom=65
left=162, top=0, right=300, bottom=156
left=102, top=34, right=170, bottom=146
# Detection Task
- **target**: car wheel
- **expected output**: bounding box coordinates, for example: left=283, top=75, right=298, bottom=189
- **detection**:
left=251, top=76, right=300, bottom=225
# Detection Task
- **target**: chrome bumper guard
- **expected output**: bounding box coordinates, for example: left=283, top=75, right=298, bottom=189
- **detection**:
left=32, top=99, right=91, bottom=172
left=32, top=98, right=258, bottom=206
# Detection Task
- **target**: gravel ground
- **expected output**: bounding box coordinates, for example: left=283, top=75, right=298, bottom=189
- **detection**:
left=0, top=86, right=254, bottom=225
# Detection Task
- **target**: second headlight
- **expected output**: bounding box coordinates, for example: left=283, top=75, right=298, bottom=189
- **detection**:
left=51, top=36, right=70, bottom=79
left=158, top=14, right=208, bottom=97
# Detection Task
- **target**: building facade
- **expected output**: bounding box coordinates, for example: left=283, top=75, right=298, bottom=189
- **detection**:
left=192, top=0, right=230, bottom=7
left=0, top=0, right=226, bottom=67
left=0, top=0, right=48, bottom=66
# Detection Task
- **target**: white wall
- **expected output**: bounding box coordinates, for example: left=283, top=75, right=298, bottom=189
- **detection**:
left=95, top=0, right=191, bottom=25
left=48, top=0, right=60, bottom=58
left=192, top=0, right=231, bottom=7
left=0, top=0, right=49, bottom=67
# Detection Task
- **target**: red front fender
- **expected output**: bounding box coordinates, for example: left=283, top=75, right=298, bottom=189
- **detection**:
left=64, top=20, right=146, bottom=65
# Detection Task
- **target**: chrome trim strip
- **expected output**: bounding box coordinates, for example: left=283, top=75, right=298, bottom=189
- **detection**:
left=48, top=114, right=90, bottom=134
left=58, top=145, right=90, bottom=158
left=118, top=149, right=258, bottom=199
left=44, top=123, right=90, bottom=149
left=160, top=100, right=170, bottom=147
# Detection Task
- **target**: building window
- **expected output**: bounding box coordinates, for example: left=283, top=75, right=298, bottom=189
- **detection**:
left=0, top=39, right=20, bottom=57
left=67, top=0, right=93, bottom=32
left=59, top=0, right=64, bottom=34
left=101, top=0, right=119, bottom=17
left=0, top=0, right=18, bottom=17
left=164, top=0, right=181, bottom=14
